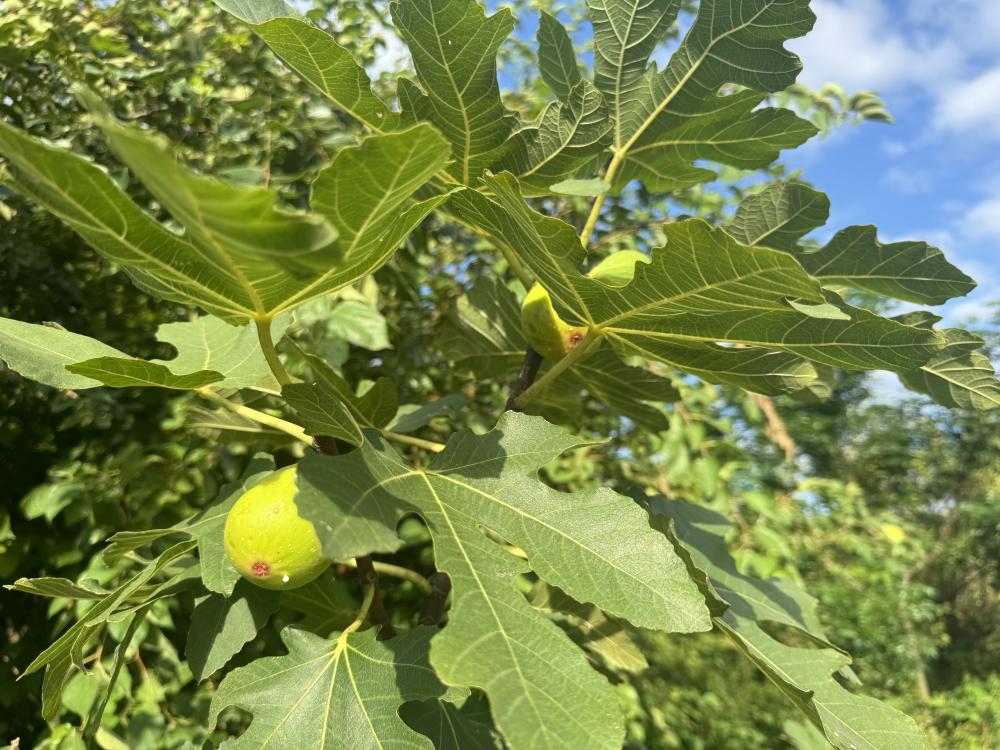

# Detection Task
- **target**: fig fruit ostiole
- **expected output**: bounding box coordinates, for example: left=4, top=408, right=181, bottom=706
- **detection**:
left=223, top=465, right=331, bottom=590
left=520, top=250, right=650, bottom=360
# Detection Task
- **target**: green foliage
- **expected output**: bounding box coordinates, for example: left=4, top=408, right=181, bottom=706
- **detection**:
left=1, top=0, right=997, bottom=748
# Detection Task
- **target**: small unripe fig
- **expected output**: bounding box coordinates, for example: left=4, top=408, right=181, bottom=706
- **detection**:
left=521, top=282, right=587, bottom=361
left=520, top=250, right=650, bottom=360
left=223, top=466, right=331, bottom=590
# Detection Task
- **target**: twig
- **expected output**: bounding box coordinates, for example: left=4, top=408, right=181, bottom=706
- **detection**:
left=749, top=393, right=796, bottom=463
left=419, top=572, right=452, bottom=626
left=505, top=347, right=544, bottom=412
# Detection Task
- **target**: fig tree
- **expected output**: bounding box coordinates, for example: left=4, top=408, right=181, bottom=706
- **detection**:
left=223, top=466, right=331, bottom=590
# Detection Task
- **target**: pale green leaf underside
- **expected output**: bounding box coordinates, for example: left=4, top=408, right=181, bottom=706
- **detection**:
left=500, top=81, right=611, bottom=195
left=296, top=413, right=711, bottom=750
left=537, top=11, right=582, bottom=101
left=588, top=0, right=679, bottom=149
left=898, top=328, right=1000, bottom=410
left=451, top=174, right=937, bottom=375
left=657, top=498, right=932, bottom=750
left=210, top=626, right=452, bottom=749
left=615, top=92, right=818, bottom=192
left=391, top=0, right=517, bottom=184
left=731, top=183, right=975, bottom=305
left=620, top=0, right=814, bottom=150
left=0, top=317, right=128, bottom=389
left=798, top=226, right=975, bottom=306
left=0, top=116, right=447, bottom=322
left=728, top=181, right=830, bottom=251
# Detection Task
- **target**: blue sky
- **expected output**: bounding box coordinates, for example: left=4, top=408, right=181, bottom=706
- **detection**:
left=783, top=0, right=1000, bottom=325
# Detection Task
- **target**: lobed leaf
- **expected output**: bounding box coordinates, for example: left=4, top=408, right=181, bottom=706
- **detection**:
left=500, top=81, right=611, bottom=196
left=209, top=626, right=455, bottom=749
left=0, top=122, right=256, bottom=322
left=0, top=111, right=448, bottom=323
left=391, top=0, right=517, bottom=184
left=897, top=328, right=1000, bottom=410
left=731, top=183, right=975, bottom=305
left=295, top=413, right=711, bottom=749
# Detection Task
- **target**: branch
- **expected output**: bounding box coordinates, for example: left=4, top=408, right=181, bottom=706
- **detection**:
left=748, top=393, right=796, bottom=463
left=505, top=347, right=544, bottom=412
left=381, top=430, right=446, bottom=453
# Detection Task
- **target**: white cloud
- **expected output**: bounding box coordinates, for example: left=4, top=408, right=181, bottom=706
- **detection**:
left=881, top=139, right=908, bottom=158
left=935, top=67, right=1000, bottom=136
left=788, top=0, right=911, bottom=92
left=883, top=166, right=932, bottom=195
left=963, top=196, right=1000, bottom=241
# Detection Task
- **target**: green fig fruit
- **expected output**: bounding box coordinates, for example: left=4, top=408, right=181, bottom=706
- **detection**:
left=521, top=282, right=587, bottom=361
left=520, top=250, right=650, bottom=360
left=223, top=466, right=331, bottom=590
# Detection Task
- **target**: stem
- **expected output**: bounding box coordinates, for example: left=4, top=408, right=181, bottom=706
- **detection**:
left=341, top=559, right=433, bottom=595
left=196, top=388, right=312, bottom=445
left=343, top=583, right=376, bottom=636
left=255, top=317, right=292, bottom=386
left=579, top=150, right=625, bottom=248
left=382, top=430, right=446, bottom=453
left=514, top=332, right=602, bottom=409
left=354, top=555, right=395, bottom=640
left=580, top=192, right=608, bottom=248
left=505, top=347, right=544, bottom=412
